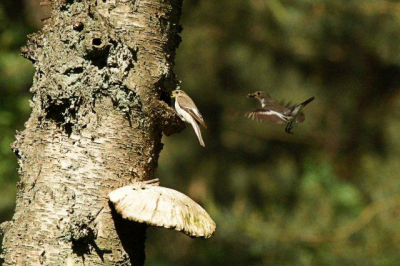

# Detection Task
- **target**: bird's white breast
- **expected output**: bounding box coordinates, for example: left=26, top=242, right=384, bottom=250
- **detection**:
left=175, top=99, right=186, bottom=122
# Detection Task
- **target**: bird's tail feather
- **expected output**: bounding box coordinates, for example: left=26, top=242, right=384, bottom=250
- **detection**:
left=290, top=96, right=315, bottom=123
left=191, top=120, right=205, bottom=147
left=291, top=97, right=315, bottom=115
left=300, top=96, right=315, bottom=107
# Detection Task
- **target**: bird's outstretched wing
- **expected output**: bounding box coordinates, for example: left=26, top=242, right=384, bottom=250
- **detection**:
left=245, top=108, right=290, bottom=124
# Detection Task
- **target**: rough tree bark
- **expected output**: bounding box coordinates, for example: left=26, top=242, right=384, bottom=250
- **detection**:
left=1, top=0, right=184, bottom=264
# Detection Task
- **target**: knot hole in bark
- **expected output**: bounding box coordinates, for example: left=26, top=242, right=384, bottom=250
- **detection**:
left=84, top=32, right=110, bottom=69
left=44, top=98, right=75, bottom=136
left=92, top=38, right=103, bottom=48
left=159, top=90, right=172, bottom=106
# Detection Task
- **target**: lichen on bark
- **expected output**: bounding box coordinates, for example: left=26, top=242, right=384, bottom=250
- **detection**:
left=1, top=0, right=184, bottom=264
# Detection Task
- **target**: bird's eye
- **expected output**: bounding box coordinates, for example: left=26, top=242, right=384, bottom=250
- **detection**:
left=257, top=92, right=260, bottom=95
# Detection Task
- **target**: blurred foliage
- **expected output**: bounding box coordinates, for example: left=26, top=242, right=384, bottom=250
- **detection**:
left=0, top=0, right=35, bottom=223
left=2, top=0, right=400, bottom=265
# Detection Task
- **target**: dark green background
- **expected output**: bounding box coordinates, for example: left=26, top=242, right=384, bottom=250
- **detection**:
left=1, top=1, right=400, bottom=265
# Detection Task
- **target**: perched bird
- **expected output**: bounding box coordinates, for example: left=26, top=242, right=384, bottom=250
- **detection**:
left=246, top=91, right=315, bottom=134
left=171, top=89, right=207, bottom=147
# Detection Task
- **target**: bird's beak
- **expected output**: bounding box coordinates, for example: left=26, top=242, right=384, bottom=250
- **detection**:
left=247, top=93, right=256, bottom=98
left=171, top=92, right=176, bottom=98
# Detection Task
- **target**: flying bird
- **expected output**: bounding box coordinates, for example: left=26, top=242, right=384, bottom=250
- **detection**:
left=171, top=89, right=207, bottom=147
left=246, top=91, right=314, bottom=134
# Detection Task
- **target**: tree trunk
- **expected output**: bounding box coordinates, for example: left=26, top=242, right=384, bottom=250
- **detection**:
left=1, top=0, right=184, bottom=264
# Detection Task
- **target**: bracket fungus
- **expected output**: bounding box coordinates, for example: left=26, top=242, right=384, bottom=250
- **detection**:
left=109, top=180, right=216, bottom=238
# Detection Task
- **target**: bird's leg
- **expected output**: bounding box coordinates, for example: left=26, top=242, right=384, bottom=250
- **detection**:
left=285, top=122, right=294, bottom=134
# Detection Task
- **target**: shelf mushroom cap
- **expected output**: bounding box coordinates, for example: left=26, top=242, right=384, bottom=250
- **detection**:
left=109, top=182, right=216, bottom=238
